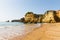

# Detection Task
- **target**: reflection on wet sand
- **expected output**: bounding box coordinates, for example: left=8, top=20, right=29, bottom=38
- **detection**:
left=24, top=24, right=41, bottom=33
left=8, top=24, right=41, bottom=40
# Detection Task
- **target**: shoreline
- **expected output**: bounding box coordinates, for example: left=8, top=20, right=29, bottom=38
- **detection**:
left=0, top=23, right=41, bottom=40
left=8, top=23, right=42, bottom=40
left=8, top=24, right=41, bottom=40
left=9, top=23, right=60, bottom=40
left=7, top=24, right=41, bottom=40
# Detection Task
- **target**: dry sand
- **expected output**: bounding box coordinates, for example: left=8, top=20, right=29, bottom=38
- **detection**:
left=10, top=23, right=60, bottom=40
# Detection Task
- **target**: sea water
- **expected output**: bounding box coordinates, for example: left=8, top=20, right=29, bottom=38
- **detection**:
left=0, top=22, right=41, bottom=40
left=0, top=22, right=23, bottom=26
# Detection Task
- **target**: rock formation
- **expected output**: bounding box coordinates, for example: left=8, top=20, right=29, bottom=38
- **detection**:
left=24, top=12, right=43, bottom=23
left=11, top=10, right=60, bottom=23
left=54, top=10, right=60, bottom=22
left=11, top=18, right=25, bottom=22
left=6, top=20, right=9, bottom=22
left=11, top=20, right=21, bottom=22
left=42, top=10, right=56, bottom=23
left=24, top=12, right=35, bottom=23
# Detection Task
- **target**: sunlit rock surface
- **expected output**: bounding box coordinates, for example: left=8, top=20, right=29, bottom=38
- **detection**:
left=11, top=10, right=60, bottom=23
left=42, top=10, right=56, bottom=23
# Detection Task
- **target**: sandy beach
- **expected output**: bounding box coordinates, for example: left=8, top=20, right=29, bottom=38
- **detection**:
left=9, top=23, right=60, bottom=40
left=8, top=24, right=41, bottom=40
left=0, top=23, right=41, bottom=40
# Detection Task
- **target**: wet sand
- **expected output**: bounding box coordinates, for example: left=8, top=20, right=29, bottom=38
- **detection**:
left=9, top=23, right=60, bottom=40
left=8, top=24, right=41, bottom=40
left=0, top=23, right=40, bottom=40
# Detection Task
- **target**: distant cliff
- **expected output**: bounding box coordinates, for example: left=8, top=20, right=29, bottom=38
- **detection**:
left=11, top=10, right=60, bottom=23
left=11, top=17, right=25, bottom=22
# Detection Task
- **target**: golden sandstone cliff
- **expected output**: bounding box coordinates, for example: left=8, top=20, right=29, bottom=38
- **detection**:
left=42, top=10, right=56, bottom=23
left=11, top=10, right=60, bottom=23
left=24, top=12, right=43, bottom=23
left=23, top=10, right=60, bottom=23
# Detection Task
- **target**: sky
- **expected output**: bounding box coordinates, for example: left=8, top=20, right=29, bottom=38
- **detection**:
left=0, top=0, right=60, bottom=21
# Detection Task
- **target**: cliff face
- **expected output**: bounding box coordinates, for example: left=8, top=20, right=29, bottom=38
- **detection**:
left=54, top=10, right=60, bottom=22
left=24, top=12, right=43, bottom=23
left=24, top=12, right=35, bottom=23
left=24, top=10, right=60, bottom=23
left=42, top=10, right=56, bottom=23
left=37, top=14, right=43, bottom=23
left=11, top=10, right=60, bottom=23
left=56, top=10, right=60, bottom=18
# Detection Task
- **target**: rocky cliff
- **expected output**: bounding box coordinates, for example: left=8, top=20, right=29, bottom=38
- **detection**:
left=11, top=10, right=60, bottom=23
left=24, top=12, right=43, bottom=23
left=11, top=17, right=25, bottom=22
left=42, top=10, right=56, bottom=23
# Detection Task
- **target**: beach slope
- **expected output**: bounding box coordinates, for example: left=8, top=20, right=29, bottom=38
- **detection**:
left=21, top=23, right=60, bottom=40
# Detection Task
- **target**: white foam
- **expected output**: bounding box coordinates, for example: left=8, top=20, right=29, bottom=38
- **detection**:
left=0, top=25, right=25, bottom=40
left=0, top=24, right=41, bottom=40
